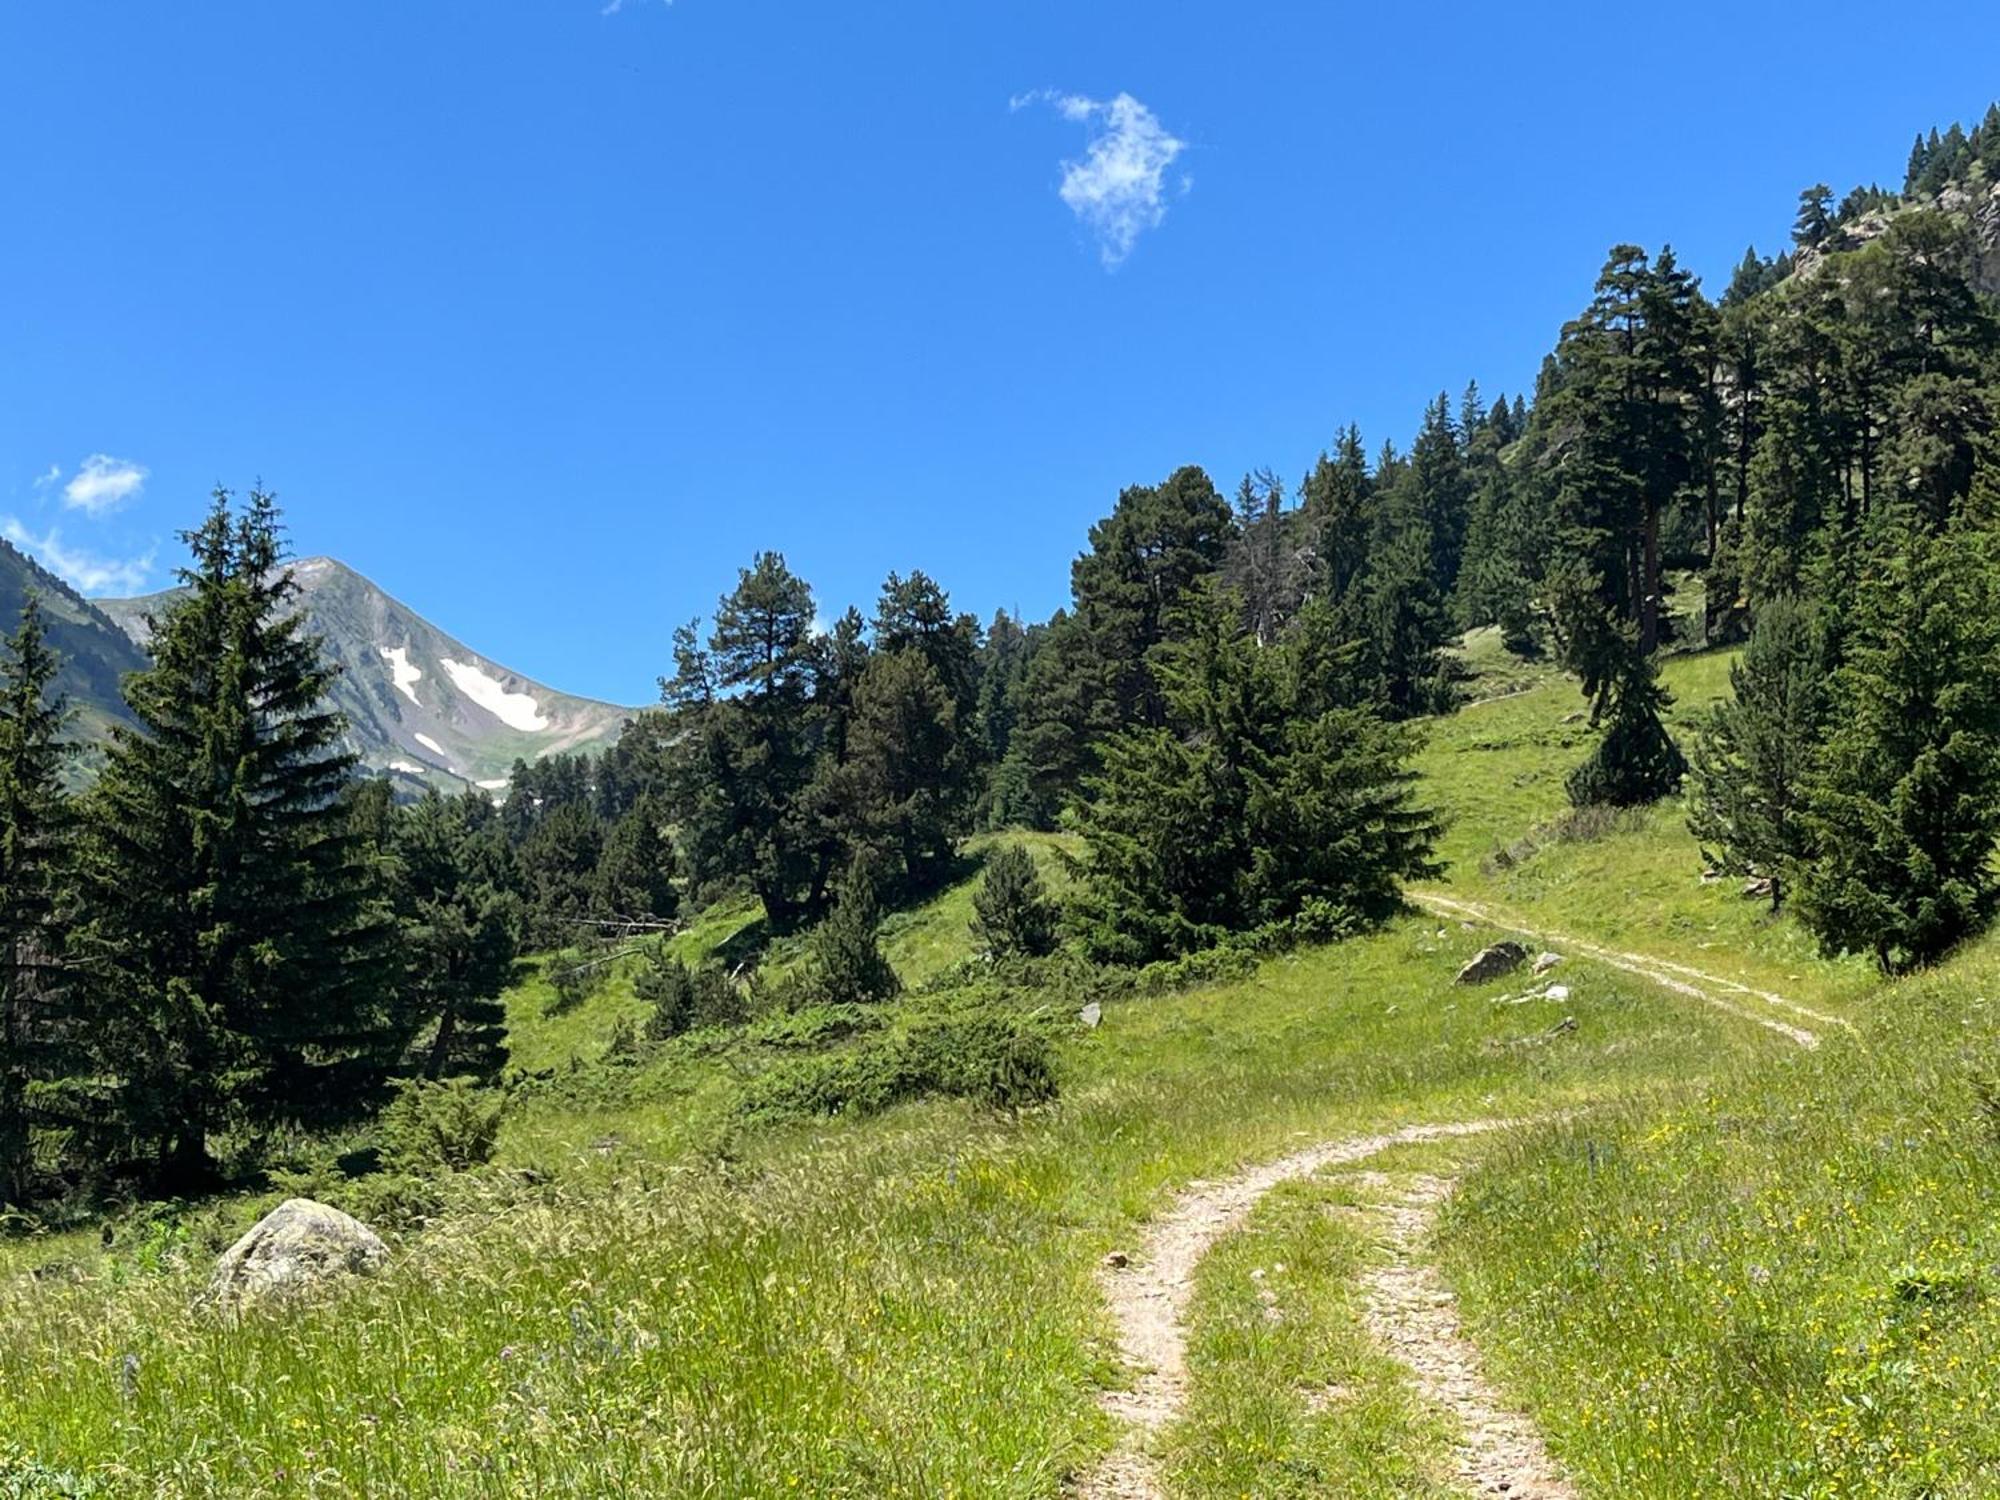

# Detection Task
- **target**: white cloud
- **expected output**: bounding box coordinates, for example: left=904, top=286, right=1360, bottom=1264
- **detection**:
left=32, top=465, right=60, bottom=492
left=600, top=0, right=670, bottom=13
left=60, top=454, right=148, bottom=516
left=1014, top=90, right=1187, bottom=268
left=2, top=519, right=156, bottom=595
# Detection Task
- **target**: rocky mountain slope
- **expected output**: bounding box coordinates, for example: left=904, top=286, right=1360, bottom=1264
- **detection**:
left=0, top=539, right=149, bottom=754
left=95, top=556, right=632, bottom=793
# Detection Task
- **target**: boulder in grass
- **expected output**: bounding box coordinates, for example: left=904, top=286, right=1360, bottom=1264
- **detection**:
left=1454, top=941, right=1529, bottom=986
left=211, top=1198, right=387, bottom=1314
left=1532, top=951, right=1564, bottom=975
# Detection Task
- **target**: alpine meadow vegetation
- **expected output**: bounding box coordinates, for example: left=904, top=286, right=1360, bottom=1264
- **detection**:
left=12, top=99, right=2000, bottom=1500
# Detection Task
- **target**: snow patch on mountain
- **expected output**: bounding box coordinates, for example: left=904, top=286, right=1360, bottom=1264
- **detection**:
left=379, top=645, right=423, bottom=706
left=476, top=778, right=509, bottom=790
left=389, top=759, right=426, bottom=774
left=439, top=657, right=548, bottom=732
left=414, top=733, right=448, bottom=759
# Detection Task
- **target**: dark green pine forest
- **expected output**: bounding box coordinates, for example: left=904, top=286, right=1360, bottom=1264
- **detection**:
left=8, top=106, right=2000, bottom=1214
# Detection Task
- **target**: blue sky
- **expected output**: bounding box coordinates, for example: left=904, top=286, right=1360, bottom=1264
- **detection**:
left=3, top=2, right=1995, bottom=704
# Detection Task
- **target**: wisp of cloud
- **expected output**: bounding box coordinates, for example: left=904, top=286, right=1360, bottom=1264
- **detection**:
left=61, top=454, right=149, bottom=517
left=1013, top=90, right=1187, bottom=268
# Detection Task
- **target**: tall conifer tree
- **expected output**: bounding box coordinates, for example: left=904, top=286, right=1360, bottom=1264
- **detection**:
left=0, top=598, right=75, bottom=1206
left=78, top=488, right=394, bottom=1185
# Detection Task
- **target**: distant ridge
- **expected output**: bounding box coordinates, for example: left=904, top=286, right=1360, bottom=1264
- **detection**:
left=94, top=555, right=632, bottom=793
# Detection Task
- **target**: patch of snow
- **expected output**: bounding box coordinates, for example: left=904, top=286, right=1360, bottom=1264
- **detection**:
left=414, top=733, right=448, bottom=759
left=388, top=760, right=427, bottom=775
left=379, top=645, right=424, bottom=706
left=439, top=657, right=548, bottom=732
left=476, top=778, right=509, bottom=790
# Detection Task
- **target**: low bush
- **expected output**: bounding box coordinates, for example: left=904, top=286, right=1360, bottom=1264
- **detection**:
left=379, top=1078, right=507, bottom=1176
left=739, top=1006, right=1059, bottom=1122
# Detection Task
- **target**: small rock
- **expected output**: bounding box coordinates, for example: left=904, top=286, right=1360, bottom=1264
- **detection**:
left=1102, top=1250, right=1129, bottom=1270
left=1455, top=941, right=1529, bottom=985
left=1560, top=711, right=1586, bottom=724
left=211, top=1199, right=387, bottom=1314
left=1741, top=876, right=1774, bottom=900
left=1545, top=984, right=1571, bottom=1001
left=1078, top=1001, right=1103, bottom=1029
left=1532, top=951, right=1563, bottom=974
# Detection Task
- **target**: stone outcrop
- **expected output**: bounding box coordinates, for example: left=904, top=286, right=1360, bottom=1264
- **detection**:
left=211, top=1198, right=388, bottom=1314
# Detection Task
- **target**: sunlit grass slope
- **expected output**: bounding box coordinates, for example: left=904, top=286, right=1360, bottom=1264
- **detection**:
left=0, top=896, right=1770, bottom=1495
left=1440, top=932, right=2000, bottom=1497
left=2, top=622, right=1975, bottom=1497
left=1422, top=638, right=1876, bottom=1018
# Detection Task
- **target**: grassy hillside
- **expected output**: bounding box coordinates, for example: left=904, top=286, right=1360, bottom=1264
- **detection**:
left=2, top=642, right=1992, bottom=1496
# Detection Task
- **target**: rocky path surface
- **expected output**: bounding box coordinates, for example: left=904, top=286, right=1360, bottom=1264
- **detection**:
left=1358, top=1173, right=1578, bottom=1498
left=1077, top=1119, right=1536, bottom=1499
left=1411, top=888, right=1838, bottom=1049
left=1077, top=907, right=1824, bottom=1497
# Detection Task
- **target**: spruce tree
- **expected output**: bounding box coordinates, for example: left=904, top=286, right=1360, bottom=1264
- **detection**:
left=78, top=488, right=395, bottom=1185
left=1684, top=596, right=1831, bottom=908
left=0, top=598, right=75, bottom=1206
left=1794, top=523, right=2000, bottom=971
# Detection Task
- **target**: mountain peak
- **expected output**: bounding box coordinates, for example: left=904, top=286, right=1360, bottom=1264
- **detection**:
left=92, top=555, right=630, bottom=792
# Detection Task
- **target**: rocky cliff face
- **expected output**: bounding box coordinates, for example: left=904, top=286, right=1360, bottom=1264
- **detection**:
left=1793, top=178, right=2000, bottom=294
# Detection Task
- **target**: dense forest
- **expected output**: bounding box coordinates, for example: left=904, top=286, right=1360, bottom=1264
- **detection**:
left=7, top=105, right=2000, bottom=1213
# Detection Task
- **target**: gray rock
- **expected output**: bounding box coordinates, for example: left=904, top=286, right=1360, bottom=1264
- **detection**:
left=1079, top=1001, right=1102, bottom=1029
left=1454, top=941, right=1528, bottom=986
left=1532, top=951, right=1563, bottom=975
left=211, top=1198, right=387, bottom=1313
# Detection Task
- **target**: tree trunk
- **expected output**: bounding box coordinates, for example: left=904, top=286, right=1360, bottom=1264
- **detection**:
left=1639, top=498, right=1662, bottom=655
left=425, top=1002, right=458, bottom=1081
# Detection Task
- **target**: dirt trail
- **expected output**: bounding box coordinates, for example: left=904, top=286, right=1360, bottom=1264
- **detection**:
left=1410, top=888, right=1838, bottom=1050
left=1359, top=1173, right=1578, bottom=1498
left=1077, top=1118, right=1537, bottom=1500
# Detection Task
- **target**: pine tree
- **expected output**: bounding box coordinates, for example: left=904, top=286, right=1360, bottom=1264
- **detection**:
left=1684, top=596, right=1831, bottom=908
left=829, top=648, right=969, bottom=894
left=969, top=842, right=1057, bottom=959
left=592, top=795, right=679, bottom=922
left=1538, top=244, right=1708, bottom=800
left=1792, top=185, right=1834, bottom=248
left=1068, top=588, right=1438, bottom=962
left=0, top=598, right=75, bottom=1206
left=664, top=553, right=827, bottom=926
left=1300, top=426, right=1373, bottom=609
left=1069, top=465, right=1235, bottom=727
left=1563, top=649, right=1687, bottom=808
left=78, top=489, right=395, bottom=1186
left=1410, top=393, right=1472, bottom=597
left=1794, top=523, right=2000, bottom=971
left=806, top=866, right=901, bottom=1004
left=395, top=790, right=520, bottom=1082
left=517, top=799, right=604, bottom=943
